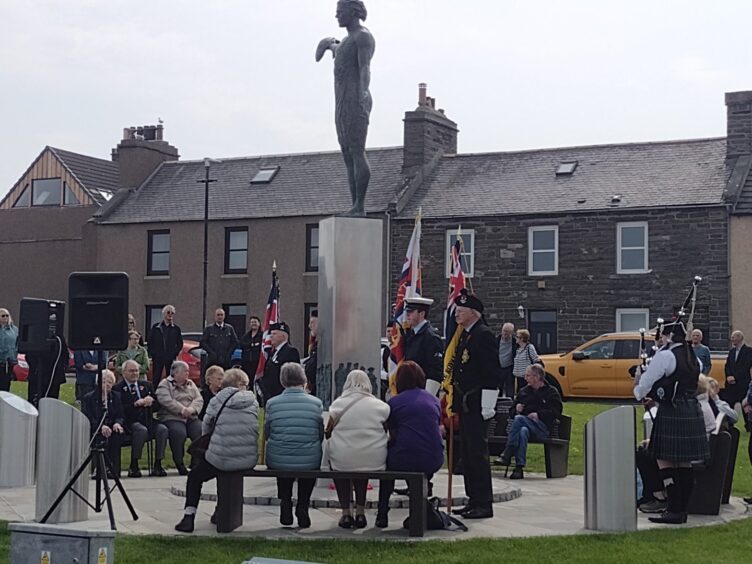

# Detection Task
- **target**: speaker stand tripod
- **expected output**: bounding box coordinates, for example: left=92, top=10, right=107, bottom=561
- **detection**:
left=40, top=363, right=138, bottom=530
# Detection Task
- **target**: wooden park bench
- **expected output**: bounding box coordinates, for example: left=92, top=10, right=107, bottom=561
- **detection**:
left=214, top=468, right=428, bottom=537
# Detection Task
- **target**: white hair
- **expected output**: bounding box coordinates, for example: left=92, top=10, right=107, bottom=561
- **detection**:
left=343, top=370, right=372, bottom=394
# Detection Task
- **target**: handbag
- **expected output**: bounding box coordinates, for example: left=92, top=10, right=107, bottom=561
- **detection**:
left=324, top=394, right=368, bottom=439
left=188, top=390, right=239, bottom=460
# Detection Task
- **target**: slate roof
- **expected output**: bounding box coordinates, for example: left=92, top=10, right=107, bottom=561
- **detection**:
left=97, top=147, right=405, bottom=224
left=50, top=147, right=119, bottom=205
left=400, top=137, right=729, bottom=218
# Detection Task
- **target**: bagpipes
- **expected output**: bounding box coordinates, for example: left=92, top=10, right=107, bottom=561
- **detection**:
left=646, top=276, right=702, bottom=404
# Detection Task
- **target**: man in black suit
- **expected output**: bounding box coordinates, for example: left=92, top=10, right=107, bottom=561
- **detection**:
left=115, top=359, right=169, bottom=477
left=147, top=305, right=184, bottom=388
left=720, top=330, right=752, bottom=407
left=200, top=308, right=239, bottom=369
left=449, top=290, right=502, bottom=519
left=81, top=370, right=125, bottom=476
left=260, top=322, right=300, bottom=405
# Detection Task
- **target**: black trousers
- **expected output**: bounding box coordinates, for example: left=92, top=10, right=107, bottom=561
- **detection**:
left=500, top=366, right=514, bottom=397
left=276, top=477, right=315, bottom=507
left=0, top=362, right=12, bottom=392
left=459, top=409, right=492, bottom=509
left=334, top=478, right=368, bottom=509
left=185, top=459, right=219, bottom=509
left=378, top=473, right=434, bottom=515
left=719, top=379, right=750, bottom=407
left=152, top=359, right=173, bottom=388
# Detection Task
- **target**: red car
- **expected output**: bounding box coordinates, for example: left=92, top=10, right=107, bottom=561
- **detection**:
left=13, top=350, right=76, bottom=382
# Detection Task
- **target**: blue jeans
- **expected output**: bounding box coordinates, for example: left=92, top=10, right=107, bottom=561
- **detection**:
left=507, top=415, right=549, bottom=467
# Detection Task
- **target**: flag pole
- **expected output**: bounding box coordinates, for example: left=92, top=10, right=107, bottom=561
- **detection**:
left=447, top=419, right=454, bottom=512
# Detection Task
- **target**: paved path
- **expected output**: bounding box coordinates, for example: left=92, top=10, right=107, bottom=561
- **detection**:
left=1, top=470, right=749, bottom=540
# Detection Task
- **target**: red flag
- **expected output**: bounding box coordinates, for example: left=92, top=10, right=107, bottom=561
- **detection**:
left=255, top=267, right=279, bottom=381
left=388, top=211, right=421, bottom=394
left=444, top=237, right=467, bottom=340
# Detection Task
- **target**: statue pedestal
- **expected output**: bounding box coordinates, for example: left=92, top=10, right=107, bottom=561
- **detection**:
left=316, top=217, right=383, bottom=409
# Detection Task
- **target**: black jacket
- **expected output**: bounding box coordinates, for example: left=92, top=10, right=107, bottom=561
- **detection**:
left=450, top=321, right=502, bottom=414
left=303, top=342, right=318, bottom=396
left=260, top=342, right=301, bottom=403
left=725, top=344, right=752, bottom=383
left=200, top=323, right=239, bottom=369
left=404, top=321, right=444, bottom=383
left=113, top=379, right=159, bottom=429
left=239, top=330, right=263, bottom=375
left=147, top=322, right=183, bottom=363
left=82, top=389, right=125, bottom=433
left=513, top=383, right=563, bottom=430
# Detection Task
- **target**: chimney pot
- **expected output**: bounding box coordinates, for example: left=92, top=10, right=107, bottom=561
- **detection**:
left=418, top=83, right=428, bottom=107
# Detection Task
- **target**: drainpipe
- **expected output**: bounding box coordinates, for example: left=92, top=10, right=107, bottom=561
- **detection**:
left=384, top=209, right=393, bottom=323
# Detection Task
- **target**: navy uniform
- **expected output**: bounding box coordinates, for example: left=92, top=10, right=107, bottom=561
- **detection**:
left=450, top=290, right=502, bottom=519
left=260, top=322, right=300, bottom=405
left=633, top=321, right=708, bottom=524
left=403, top=297, right=444, bottom=395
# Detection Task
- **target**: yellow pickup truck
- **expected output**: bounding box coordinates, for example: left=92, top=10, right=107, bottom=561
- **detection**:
left=540, top=333, right=726, bottom=400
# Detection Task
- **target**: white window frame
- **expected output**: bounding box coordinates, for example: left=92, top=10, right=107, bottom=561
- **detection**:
left=445, top=229, right=474, bottom=278
left=616, top=308, right=650, bottom=332
left=617, top=221, right=649, bottom=274
left=528, top=225, right=559, bottom=276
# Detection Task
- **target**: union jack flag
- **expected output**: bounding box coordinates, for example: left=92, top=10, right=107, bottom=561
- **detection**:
left=255, top=265, right=279, bottom=381
left=387, top=211, right=422, bottom=395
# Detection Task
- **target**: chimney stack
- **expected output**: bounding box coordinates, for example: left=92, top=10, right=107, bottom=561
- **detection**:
left=726, top=91, right=752, bottom=161
left=112, top=124, right=179, bottom=189
left=402, top=83, right=458, bottom=174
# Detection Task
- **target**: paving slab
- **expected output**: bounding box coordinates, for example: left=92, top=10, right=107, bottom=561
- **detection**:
left=0, top=470, right=749, bottom=540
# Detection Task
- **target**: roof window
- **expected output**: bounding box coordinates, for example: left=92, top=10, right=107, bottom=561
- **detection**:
left=251, top=166, right=280, bottom=184
left=556, top=161, right=578, bottom=176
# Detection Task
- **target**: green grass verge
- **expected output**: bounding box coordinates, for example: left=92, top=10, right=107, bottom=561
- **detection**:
left=2, top=517, right=752, bottom=563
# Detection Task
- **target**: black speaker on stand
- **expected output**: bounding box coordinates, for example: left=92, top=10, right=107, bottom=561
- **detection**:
left=68, top=272, right=129, bottom=350
left=41, top=272, right=138, bottom=530
left=18, top=298, right=65, bottom=354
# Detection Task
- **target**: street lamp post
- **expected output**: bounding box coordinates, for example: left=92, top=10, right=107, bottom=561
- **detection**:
left=198, top=158, right=217, bottom=330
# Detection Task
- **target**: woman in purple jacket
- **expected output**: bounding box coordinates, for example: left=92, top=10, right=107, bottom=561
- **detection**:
left=375, top=361, right=444, bottom=528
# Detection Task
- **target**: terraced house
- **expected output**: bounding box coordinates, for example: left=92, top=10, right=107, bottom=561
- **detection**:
left=2, top=88, right=750, bottom=351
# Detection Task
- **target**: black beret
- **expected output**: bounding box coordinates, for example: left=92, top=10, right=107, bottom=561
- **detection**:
left=454, top=289, right=484, bottom=313
left=269, top=322, right=290, bottom=335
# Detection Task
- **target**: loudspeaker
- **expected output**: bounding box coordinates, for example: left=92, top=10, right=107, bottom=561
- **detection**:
left=68, top=272, right=129, bottom=350
left=18, top=298, right=66, bottom=353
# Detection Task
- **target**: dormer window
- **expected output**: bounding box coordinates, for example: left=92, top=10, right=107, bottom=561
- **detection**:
left=556, top=161, right=578, bottom=176
left=31, top=178, right=62, bottom=206
left=251, top=166, right=280, bottom=184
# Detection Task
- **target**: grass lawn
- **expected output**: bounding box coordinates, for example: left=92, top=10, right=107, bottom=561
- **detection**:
left=2, top=516, right=752, bottom=563
left=3, top=384, right=751, bottom=563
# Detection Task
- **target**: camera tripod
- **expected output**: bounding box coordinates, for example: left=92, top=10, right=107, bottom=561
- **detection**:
left=40, top=362, right=138, bottom=530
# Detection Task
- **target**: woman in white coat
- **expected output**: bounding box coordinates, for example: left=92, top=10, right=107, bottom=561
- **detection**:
left=326, top=370, right=389, bottom=529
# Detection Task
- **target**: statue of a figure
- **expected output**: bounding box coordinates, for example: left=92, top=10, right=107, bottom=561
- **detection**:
left=316, top=0, right=375, bottom=217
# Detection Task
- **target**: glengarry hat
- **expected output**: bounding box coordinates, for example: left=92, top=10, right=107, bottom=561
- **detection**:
left=454, top=289, right=484, bottom=313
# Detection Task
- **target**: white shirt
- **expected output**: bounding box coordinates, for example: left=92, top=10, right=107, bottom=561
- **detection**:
left=633, top=343, right=681, bottom=400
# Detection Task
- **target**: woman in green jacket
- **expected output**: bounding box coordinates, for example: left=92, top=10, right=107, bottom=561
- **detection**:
left=114, top=331, right=150, bottom=380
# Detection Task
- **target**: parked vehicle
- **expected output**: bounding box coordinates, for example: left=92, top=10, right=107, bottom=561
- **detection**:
left=540, top=332, right=726, bottom=400
left=109, top=339, right=203, bottom=384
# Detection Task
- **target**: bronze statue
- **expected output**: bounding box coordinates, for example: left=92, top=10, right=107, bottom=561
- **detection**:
left=316, top=0, right=375, bottom=217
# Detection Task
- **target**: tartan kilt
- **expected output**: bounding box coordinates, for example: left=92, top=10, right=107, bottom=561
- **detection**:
left=649, top=396, right=710, bottom=463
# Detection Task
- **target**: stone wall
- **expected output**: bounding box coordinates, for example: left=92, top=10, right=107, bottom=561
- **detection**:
left=390, top=207, right=730, bottom=351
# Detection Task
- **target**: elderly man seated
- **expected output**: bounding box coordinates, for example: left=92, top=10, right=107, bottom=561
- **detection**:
left=497, top=364, right=562, bottom=479
left=114, top=359, right=169, bottom=477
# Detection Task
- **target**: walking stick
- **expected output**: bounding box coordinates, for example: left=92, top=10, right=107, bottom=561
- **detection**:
left=447, top=417, right=455, bottom=512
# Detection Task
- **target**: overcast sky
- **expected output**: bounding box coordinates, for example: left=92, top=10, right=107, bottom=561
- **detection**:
left=2, top=0, right=750, bottom=198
